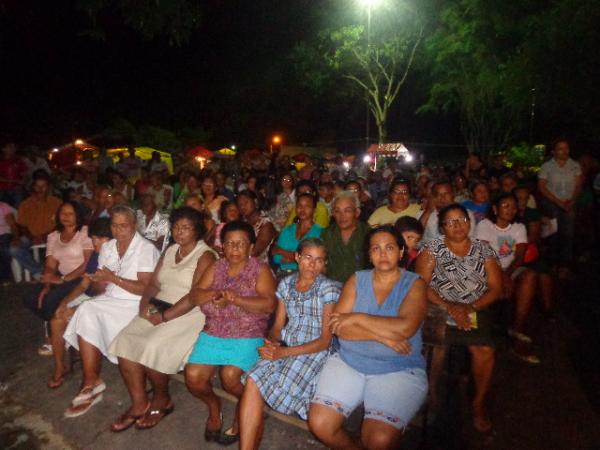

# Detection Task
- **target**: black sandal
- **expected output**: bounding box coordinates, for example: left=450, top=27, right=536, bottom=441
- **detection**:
left=218, top=427, right=240, bottom=446
left=204, top=413, right=222, bottom=442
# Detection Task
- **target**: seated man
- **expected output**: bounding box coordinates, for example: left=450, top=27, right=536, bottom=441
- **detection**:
left=63, top=206, right=159, bottom=417
left=321, top=191, right=369, bottom=284
left=136, top=193, right=170, bottom=252
left=10, top=171, right=63, bottom=279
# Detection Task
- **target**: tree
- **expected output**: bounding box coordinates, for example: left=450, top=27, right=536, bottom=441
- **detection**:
left=420, top=0, right=536, bottom=158
left=292, top=2, right=424, bottom=144
left=76, top=0, right=201, bottom=45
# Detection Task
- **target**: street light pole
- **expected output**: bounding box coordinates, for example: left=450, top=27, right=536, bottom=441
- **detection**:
left=365, top=4, right=371, bottom=152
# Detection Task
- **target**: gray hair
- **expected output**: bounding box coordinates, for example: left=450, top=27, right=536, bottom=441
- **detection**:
left=111, top=205, right=136, bottom=223
left=332, top=190, right=360, bottom=210
left=297, top=237, right=327, bottom=256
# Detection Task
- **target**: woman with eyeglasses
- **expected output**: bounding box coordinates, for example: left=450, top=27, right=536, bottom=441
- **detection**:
left=239, top=238, right=341, bottom=450
left=415, top=203, right=503, bottom=433
left=108, top=207, right=216, bottom=431
left=309, top=225, right=428, bottom=450
left=185, top=220, right=276, bottom=446
left=367, top=179, right=421, bottom=227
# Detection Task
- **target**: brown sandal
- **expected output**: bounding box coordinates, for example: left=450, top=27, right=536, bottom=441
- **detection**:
left=110, top=404, right=150, bottom=432
left=135, top=402, right=175, bottom=430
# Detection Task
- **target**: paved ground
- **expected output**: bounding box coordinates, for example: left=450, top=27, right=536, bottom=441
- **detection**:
left=1, top=261, right=599, bottom=450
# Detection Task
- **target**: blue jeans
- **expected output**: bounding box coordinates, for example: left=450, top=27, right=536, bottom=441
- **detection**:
left=540, top=198, right=576, bottom=265
left=9, top=236, right=43, bottom=276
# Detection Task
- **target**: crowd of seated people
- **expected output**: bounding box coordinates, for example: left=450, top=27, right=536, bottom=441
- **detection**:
left=0, top=136, right=597, bottom=449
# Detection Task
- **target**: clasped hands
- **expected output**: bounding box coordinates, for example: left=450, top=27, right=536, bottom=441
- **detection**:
left=193, top=288, right=239, bottom=309
left=86, top=267, right=117, bottom=284
left=258, top=340, right=286, bottom=360
left=445, top=302, right=475, bottom=330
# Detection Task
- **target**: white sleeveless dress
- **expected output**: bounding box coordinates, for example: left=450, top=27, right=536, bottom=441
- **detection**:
left=109, top=241, right=214, bottom=373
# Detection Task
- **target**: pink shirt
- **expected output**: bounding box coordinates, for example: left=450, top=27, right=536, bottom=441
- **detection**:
left=46, top=226, right=93, bottom=275
left=0, top=202, right=15, bottom=235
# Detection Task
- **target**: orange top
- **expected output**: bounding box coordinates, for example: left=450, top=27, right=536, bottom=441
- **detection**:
left=17, top=195, right=62, bottom=237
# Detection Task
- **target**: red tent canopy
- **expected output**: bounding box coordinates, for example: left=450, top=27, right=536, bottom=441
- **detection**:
left=188, top=146, right=214, bottom=158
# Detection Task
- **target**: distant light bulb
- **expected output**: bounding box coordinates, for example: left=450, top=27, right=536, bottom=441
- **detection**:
left=52, top=148, right=59, bottom=153
left=405, top=153, right=413, bottom=162
left=363, top=155, right=372, bottom=163
left=231, top=145, right=236, bottom=150
left=343, top=161, right=350, bottom=169
left=74, top=139, right=84, bottom=145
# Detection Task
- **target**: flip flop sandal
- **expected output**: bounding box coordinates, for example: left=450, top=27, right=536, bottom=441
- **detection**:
left=72, top=381, right=106, bottom=406
left=47, top=371, right=71, bottom=389
left=135, top=402, right=175, bottom=430
left=111, top=403, right=151, bottom=432
left=64, top=393, right=103, bottom=418
left=204, top=413, right=223, bottom=442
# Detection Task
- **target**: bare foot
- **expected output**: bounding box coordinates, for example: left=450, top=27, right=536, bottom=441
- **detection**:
left=472, top=403, right=492, bottom=433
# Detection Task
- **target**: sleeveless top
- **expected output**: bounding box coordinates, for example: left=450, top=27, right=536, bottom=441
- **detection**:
left=156, top=241, right=215, bottom=304
left=201, top=256, right=269, bottom=339
left=338, top=269, right=425, bottom=374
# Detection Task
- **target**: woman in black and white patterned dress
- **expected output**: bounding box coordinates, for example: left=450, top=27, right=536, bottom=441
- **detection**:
left=416, top=203, right=503, bottom=434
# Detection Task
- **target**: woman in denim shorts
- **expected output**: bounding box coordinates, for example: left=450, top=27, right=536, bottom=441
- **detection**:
left=308, top=225, right=428, bottom=450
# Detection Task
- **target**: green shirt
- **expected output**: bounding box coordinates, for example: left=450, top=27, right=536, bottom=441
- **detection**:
left=322, top=221, right=369, bottom=284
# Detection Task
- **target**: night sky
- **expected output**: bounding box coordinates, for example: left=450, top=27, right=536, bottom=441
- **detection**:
left=1, top=1, right=465, bottom=152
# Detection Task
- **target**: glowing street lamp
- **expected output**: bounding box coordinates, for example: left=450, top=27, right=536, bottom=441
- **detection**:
left=74, top=139, right=84, bottom=146
left=231, top=145, right=236, bottom=150
left=270, top=135, right=282, bottom=154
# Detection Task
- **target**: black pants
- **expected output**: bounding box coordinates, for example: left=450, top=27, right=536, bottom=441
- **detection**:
left=23, top=278, right=82, bottom=321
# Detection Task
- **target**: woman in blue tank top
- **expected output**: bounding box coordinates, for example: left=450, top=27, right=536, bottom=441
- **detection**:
left=309, top=225, right=428, bottom=450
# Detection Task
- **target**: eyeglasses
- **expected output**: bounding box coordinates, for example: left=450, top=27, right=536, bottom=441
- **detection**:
left=299, top=254, right=326, bottom=265
left=442, top=217, right=469, bottom=227
left=223, top=240, right=250, bottom=249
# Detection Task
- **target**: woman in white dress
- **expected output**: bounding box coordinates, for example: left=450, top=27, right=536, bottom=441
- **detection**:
left=108, top=207, right=216, bottom=431
left=63, top=205, right=160, bottom=417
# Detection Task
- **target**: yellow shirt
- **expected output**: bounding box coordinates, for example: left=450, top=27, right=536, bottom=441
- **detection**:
left=367, top=203, right=421, bottom=227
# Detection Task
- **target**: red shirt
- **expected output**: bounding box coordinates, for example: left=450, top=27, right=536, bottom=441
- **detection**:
left=0, top=157, right=28, bottom=190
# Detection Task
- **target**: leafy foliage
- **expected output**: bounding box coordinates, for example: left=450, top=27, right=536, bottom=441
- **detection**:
left=291, top=1, right=425, bottom=143
left=76, top=0, right=201, bottom=45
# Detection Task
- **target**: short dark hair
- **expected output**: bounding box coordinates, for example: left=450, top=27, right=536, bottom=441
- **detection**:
left=469, top=179, right=488, bottom=193
left=32, top=169, right=51, bottom=183
left=218, top=200, right=237, bottom=222
left=89, top=217, right=112, bottom=239
left=55, top=201, right=85, bottom=232
left=296, top=192, right=317, bottom=208
left=438, top=203, right=470, bottom=234
left=296, top=179, right=317, bottom=195
left=237, top=189, right=258, bottom=203
left=389, top=178, right=411, bottom=195
left=395, top=216, right=424, bottom=236
left=220, top=220, right=256, bottom=245
left=489, top=193, right=518, bottom=224
left=169, top=206, right=206, bottom=240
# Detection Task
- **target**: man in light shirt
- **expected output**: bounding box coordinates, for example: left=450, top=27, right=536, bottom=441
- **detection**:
left=537, top=139, right=583, bottom=274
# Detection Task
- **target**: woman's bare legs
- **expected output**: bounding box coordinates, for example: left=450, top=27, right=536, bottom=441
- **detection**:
left=469, top=345, right=495, bottom=432
left=239, top=378, right=265, bottom=450
left=219, top=365, right=244, bottom=435
left=308, top=403, right=360, bottom=450
left=77, top=336, right=103, bottom=387
left=185, top=364, right=221, bottom=432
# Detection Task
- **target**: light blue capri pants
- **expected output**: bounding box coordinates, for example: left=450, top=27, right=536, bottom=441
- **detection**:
left=311, top=353, right=428, bottom=430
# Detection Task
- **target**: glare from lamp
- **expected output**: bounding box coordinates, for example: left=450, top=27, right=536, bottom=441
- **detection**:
left=405, top=153, right=413, bottom=163
left=343, top=161, right=351, bottom=169
left=363, top=154, right=372, bottom=163
left=74, top=139, right=84, bottom=145
left=52, top=148, right=59, bottom=153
